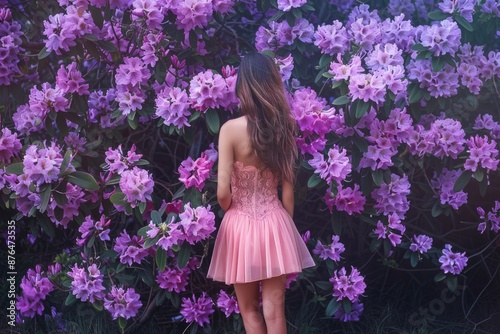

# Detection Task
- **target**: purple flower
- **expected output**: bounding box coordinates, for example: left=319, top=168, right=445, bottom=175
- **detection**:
left=464, top=135, right=499, bottom=172
left=55, top=61, right=89, bottom=96
left=180, top=292, right=215, bottom=326
left=76, top=215, right=111, bottom=247
left=407, top=60, right=460, bottom=98
left=115, top=57, right=151, bottom=89
left=216, top=290, right=240, bottom=317
left=105, top=144, right=142, bottom=174
left=171, top=0, right=213, bottom=32
left=119, top=166, right=154, bottom=207
left=439, top=0, right=475, bottom=22
left=349, top=18, right=381, bottom=52
left=314, top=21, right=350, bottom=55
left=439, top=244, right=468, bottom=275
left=325, top=185, right=366, bottom=215
left=67, top=263, right=106, bottom=303
left=477, top=201, right=500, bottom=234
left=155, top=87, right=191, bottom=128
left=309, top=146, right=351, bottom=184
left=113, top=230, right=149, bottom=265
left=132, top=0, right=164, bottom=30
left=156, top=265, right=190, bottom=293
left=277, top=0, right=307, bottom=12
left=373, top=214, right=405, bottom=247
left=313, top=235, right=345, bottom=262
left=371, top=173, right=411, bottom=219
left=333, top=301, right=364, bottom=322
left=0, top=127, right=22, bottom=164
left=16, top=265, right=54, bottom=318
left=189, top=70, right=231, bottom=111
left=410, top=235, right=433, bottom=254
left=178, top=203, right=216, bottom=244
left=365, top=43, right=404, bottom=70
left=420, top=19, right=461, bottom=57
left=330, top=266, right=366, bottom=303
left=104, top=286, right=142, bottom=320
left=430, top=168, right=468, bottom=210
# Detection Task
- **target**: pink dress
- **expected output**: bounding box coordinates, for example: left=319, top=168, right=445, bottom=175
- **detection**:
left=207, top=161, right=315, bottom=285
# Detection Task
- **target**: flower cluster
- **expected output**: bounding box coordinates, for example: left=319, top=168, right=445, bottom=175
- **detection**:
left=88, top=89, right=118, bottom=128
left=438, top=244, right=468, bottom=275
left=114, top=231, right=149, bottom=265
left=324, top=184, right=366, bottom=215
left=17, top=265, right=54, bottom=318
left=131, top=0, right=164, bottom=30
left=313, top=235, right=345, bottom=262
left=464, top=135, right=499, bottom=173
left=371, top=173, right=411, bottom=219
left=178, top=203, right=216, bottom=244
left=330, top=266, right=366, bottom=303
left=439, top=0, right=475, bottom=22
left=410, top=234, right=433, bottom=254
left=180, top=292, right=215, bottom=326
left=76, top=215, right=111, bottom=247
left=189, top=69, right=237, bottom=111
left=155, top=87, right=191, bottom=128
left=309, top=146, right=352, bottom=184
left=334, top=301, right=364, bottom=322
left=178, top=144, right=218, bottom=191
left=156, top=264, right=190, bottom=293
left=255, top=18, right=314, bottom=52
left=277, top=0, right=307, bottom=12
left=216, top=290, right=240, bottom=317
left=477, top=201, right=500, bottom=234
left=0, top=8, right=23, bottom=85
left=430, top=168, right=468, bottom=210
left=119, top=167, right=155, bottom=207
left=104, top=286, right=142, bottom=320
left=114, top=57, right=150, bottom=116
left=67, top=263, right=106, bottom=303
left=420, top=19, right=461, bottom=56
left=0, top=127, right=22, bottom=164
left=373, top=213, right=406, bottom=247
left=55, top=61, right=89, bottom=96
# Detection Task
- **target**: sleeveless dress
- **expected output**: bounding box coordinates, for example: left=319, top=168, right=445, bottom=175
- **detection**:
left=207, top=161, right=315, bottom=285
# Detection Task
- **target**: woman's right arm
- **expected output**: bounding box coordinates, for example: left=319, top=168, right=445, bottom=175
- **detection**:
left=217, top=122, right=234, bottom=211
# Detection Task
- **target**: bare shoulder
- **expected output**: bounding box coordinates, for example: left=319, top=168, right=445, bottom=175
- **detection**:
left=220, top=116, right=247, bottom=134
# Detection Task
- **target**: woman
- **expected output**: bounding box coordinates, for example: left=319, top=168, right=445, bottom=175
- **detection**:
left=208, top=52, right=315, bottom=333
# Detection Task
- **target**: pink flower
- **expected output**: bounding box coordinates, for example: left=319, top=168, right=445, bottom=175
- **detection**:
left=155, top=87, right=191, bottom=128
left=330, top=266, right=366, bottom=303
left=119, top=166, right=154, bottom=207
left=178, top=203, right=216, bottom=244
left=0, top=127, right=22, bottom=164
left=104, top=286, right=142, bottom=320
left=156, top=265, right=190, bottom=293
left=114, top=231, right=149, bottom=265
left=67, top=263, right=106, bottom=303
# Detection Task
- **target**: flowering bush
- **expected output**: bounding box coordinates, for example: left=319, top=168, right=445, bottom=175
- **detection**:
left=1, top=0, right=499, bottom=332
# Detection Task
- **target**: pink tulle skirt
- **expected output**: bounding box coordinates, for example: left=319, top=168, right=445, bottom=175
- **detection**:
left=207, top=206, right=315, bottom=285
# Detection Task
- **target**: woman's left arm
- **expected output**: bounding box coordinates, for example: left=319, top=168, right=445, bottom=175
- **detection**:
left=281, top=179, right=294, bottom=218
left=217, top=122, right=234, bottom=211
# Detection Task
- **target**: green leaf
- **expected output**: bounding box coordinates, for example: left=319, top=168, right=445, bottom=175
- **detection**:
left=137, top=226, right=150, bottom=237
left=474, top=169, right=484, bottom=182
left=38, top=46, right=51, bottom=60
left=332, top=214, right=342, bottom=236
left=314, top=280, right=332, bottom=290
left=446, top=276, right=458, bottom=292
left=342, top=299, right=352, bottom=314
left=177, top=243, right=192, bottom=268
left=151, top=210, right=162, bottom=225
left=144, top=235, right=160, bottom=249
left=5, top=162, right=24, bottom=175
left=331, top=80, right=344, bottom=90
left=83, top=34, right=99, bottom=41
left=479, top=174, right=488, bottom=197
left=128, top=115, right=138, bottom=130
left=156, top=247, right=167, bottom=271
left=65, top=293, right=77, bottom=306
left=205, top=109, right=220, bottom=134
left=67, top=171, right=99, bottom=191
left=138, top=200, right=146, bottom=214
left=428, top=10, right=449, bottom=21
left=434, top=272, right=447, bottom=282
left=431, top=201, right=443, bottom=218
left=307, top=173, right=323, bottom=188
left=292, top=8, right=302, bottom=19
left=97, top=40, right=118, bottom=52
left=408, top=83, right=425, bottom=104
left=267, top=10, right=284, bottom=23
left=118, top=317, right=127, bottom=330
left=39, top=185, right=52, bottom=213
left=411, top=43, right=428, bottom=52
left=325, top=298, right=341, bottom=317
left=319, top=54, right=332, bottom=68
left=60, top=150, right=73, bottom=174
left=371, top=169, right=384, bottom=187
left=92, top=301, right=103, bottom=311
left=455, top=15, right=473, bottom=32
left=453, top=170, right=472, bottom=192
left=110, top=192, right=127, bottom=205
left=431, top=56, right=445, bottom=72
left=90, top=6, right=104, bottom=29
left=355, top=100, right=370, bottom=119
left=332, top=95, right=350, bottom=105
left=410, top=252, right=419, bottom=268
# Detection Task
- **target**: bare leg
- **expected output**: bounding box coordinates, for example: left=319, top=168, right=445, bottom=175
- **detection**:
left=261, top=275, right=287, bottom=334
left=234, top=281, right=266, bottom=334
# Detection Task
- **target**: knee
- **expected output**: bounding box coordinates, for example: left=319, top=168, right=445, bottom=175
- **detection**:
left=262, top=297, right=285, bottom=323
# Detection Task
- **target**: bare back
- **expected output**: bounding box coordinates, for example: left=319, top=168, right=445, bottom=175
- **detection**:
left=226, top=116, right=264, bottom=169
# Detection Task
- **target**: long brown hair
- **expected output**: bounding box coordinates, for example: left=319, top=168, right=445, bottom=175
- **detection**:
left=235, top=52, right=298, bottom=183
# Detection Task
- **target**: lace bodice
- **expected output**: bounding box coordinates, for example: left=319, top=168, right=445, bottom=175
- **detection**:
left=230, top=161, right=281, bottom=219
